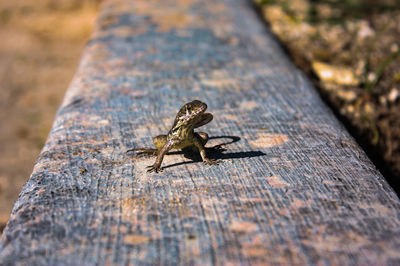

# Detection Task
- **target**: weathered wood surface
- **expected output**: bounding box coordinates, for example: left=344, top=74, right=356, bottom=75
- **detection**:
left=1, top=0, right=400, bottom=265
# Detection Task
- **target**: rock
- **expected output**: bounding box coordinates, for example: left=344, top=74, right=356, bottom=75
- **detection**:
left=379, top=95, right=387, bottom=106
left=388, top=88, right=399, bottom=103
left=390, top=43, right=399, bottom=53
left=312, top=61, right=359, bottom=86
left=367, top=72, right=376, bottom=83
left=363, top=102, right=375, bottom=117
left=315, top=3, right=333, bottom=19
left=337, top=89, right=357, bottom=102
left=356, top=21, right=375, bottom=42
left=346, top=104, right=355, bottom=114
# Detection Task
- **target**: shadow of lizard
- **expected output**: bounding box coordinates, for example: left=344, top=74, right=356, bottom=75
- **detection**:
left=127, top=135, right=266, bottom=170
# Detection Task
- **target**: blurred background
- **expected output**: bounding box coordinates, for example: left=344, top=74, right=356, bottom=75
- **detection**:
left=256, top=0, right=400, bottom=192
left=0, top=0, right=399, bottom=236
left=0, top=0, right=101, bottom=234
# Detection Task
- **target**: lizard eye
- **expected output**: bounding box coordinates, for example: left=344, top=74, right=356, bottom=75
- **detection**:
left=186, top=106, right=192, bottom=113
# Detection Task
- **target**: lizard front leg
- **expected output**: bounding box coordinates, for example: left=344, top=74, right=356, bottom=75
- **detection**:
left=146, top=140, right=174, bottom=173
left=193, top=135, right=219, bottom=165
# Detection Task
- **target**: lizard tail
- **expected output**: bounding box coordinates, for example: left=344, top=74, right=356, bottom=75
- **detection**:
left=126, top=148, right=158, bottom=157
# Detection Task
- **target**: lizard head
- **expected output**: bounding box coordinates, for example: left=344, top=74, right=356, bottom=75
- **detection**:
left=171, top=100, right=209, bottom=130
left=177, top=100, right=207, bottom=122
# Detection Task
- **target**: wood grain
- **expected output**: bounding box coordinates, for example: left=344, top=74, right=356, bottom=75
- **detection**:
left=1, top=0, right=400, bottom=264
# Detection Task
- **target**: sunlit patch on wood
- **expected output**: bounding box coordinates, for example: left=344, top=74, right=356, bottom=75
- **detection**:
left=239, top=101, right=258, bottom=110
left=124, top=235, right=150, bottom=245
left=201, top=70, right=238, bottom=89
left=220, top=114, right=239, bottom=122
left=201, top=78, right=238, bottom=89
left=267, top=175, right=290, bottom=188
left=229, top=220, right=258, bottom=234
left=249, top=133, right=289, bottom=149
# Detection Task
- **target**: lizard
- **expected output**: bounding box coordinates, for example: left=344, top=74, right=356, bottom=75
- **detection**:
left=127, top=100, right=219, bottom=173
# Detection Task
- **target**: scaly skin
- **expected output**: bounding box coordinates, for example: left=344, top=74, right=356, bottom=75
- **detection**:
left=128, top=100, right=219, bottom=173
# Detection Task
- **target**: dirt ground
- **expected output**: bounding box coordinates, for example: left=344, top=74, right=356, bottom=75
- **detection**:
left=0, top=0, right=100, bottom=234
left=255, top=0, right=400, bottom=193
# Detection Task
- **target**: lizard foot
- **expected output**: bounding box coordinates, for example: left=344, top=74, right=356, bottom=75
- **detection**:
left=146, top=164, right=163, bottom=173
left=212, top=144, right=226, bottom=151
left=203, top=159, right=220, bottom=165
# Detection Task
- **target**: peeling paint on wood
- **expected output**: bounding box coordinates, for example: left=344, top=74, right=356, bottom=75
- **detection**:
left=1, top=0, right=400, bottom=265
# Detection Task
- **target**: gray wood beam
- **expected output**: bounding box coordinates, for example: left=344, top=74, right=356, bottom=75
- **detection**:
left=1, top=0, right=399, bottom=264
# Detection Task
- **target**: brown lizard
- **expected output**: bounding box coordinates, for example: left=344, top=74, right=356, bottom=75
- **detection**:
left=127, top=100, right=219, bottom=173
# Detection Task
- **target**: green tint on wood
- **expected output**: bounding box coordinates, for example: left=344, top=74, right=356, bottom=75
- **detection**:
left=1, top=0, right=400, bottom=265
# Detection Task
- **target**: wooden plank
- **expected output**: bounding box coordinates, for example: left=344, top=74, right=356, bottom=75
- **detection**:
left=1, top=0, right=400, bottom=264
